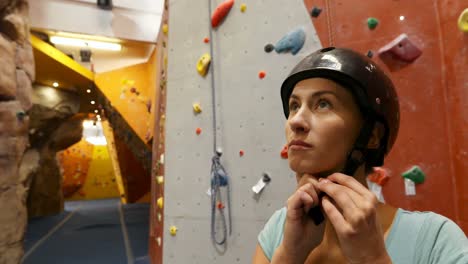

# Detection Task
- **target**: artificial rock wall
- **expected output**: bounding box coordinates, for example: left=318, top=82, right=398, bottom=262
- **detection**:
left=0, top=0, right=34, bottom=263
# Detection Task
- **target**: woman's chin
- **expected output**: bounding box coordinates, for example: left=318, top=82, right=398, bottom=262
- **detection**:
left=288, top=158, right=323, bottom=174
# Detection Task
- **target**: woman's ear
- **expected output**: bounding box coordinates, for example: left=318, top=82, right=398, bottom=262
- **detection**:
left=367, top=122, right=385, bottom=149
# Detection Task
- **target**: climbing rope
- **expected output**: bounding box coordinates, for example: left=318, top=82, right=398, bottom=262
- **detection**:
left=207, top=0, right=232, bottom=246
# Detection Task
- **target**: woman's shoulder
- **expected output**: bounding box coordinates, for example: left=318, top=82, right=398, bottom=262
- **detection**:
left=257, top=207, right=287, bottom=261
left=388, top=208, right=468, bottom=263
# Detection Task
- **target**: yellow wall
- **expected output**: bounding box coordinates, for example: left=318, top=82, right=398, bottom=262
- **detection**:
left=58, top=139, right=120, bottom=200
left=95, top=49, right=158, bottom=143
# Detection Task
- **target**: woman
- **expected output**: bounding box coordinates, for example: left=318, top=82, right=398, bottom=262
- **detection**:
left=252, top=47, right=468, bottom=263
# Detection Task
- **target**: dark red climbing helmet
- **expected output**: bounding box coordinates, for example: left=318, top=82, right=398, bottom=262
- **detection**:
left=280, top=47, right=400, bottom=169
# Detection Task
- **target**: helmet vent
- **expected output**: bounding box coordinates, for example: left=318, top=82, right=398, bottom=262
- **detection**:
left=319, top=47, right=335, bottom=53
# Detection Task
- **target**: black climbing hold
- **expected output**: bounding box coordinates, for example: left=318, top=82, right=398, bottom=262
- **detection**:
left=264, top=43, right=274, bottom=53
left=366, top=50, right=374, bottom=58
left=262, top=173, right=271, bottom=183
left=311, top=6, right=322, bottom=18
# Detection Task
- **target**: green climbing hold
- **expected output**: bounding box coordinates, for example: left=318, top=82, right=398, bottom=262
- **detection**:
left=402, top=166, right=426, bottom=184
left=367, top=17, right=379, bottom=29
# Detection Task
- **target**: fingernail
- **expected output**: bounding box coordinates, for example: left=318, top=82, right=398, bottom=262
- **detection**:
left=318, top=178, right=323, bottom=182
left=320, top=179, right=330, bottom=184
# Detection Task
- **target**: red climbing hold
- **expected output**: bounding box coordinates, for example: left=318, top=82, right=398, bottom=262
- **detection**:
left=258, top=71, right=266, bottom=79
left=378, top=34, right=422, bottom=63
left=204, top=37, right=210, bottom=43
left=368, top=167, right=389, bottom=186
left=196, top=127, right=202, bottom=135
left=239, top=150, right=244, bottom=157
left=217, top=202, right=225, bottom=209
left=280, top=144, right=288, bottom=159
left=211, top=0, right=235, bottom=28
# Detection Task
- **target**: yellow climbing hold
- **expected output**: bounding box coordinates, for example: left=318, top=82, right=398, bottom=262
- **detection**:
left=169, top=225, right=178, bottom=236
left=193, top=103, right=202, bottom=113
left=240, top=3, right=247, bottom=13
left=157, top=197, right=164, bottom=209
left=196, top=53, right=211, bottom=77
left=458, top=8, right=468, bottom=33
left=162, top=24, right=169, bottom=35
left=156, top=176, right=164, bottom=184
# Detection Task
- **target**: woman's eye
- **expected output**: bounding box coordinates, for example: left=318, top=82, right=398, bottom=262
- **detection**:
left=289, top=102, right=300, bottom=111
left=317, top=99, right=331, bottom=109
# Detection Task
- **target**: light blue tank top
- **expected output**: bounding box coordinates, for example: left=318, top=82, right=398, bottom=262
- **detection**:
left=258, top=208, right=468, bottom=263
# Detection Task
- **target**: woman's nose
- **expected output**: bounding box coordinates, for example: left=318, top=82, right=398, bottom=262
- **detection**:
left=289, top=109, right=310, bottom=134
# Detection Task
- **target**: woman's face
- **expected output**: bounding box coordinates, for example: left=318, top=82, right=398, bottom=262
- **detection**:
left=285, top=78, right=364, bottom=177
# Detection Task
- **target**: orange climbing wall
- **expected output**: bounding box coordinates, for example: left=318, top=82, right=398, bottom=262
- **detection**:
left=58, top=139, right=120, bottom=200
left=304, top=0, right=468, bottom=232
left=95, top=49, right=158, bottom=143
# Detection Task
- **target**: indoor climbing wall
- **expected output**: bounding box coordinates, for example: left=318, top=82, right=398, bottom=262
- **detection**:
left=58, top=139, right=120, bottom=200
left=303, top=0, right=468, bottom=232
left=164, top=0, right=321, bottom=263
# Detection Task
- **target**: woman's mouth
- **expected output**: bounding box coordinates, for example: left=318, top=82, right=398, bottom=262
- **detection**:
left=288, top=140, right=313, bottom=150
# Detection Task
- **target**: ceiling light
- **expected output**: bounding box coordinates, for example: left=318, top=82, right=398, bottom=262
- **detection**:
left=86, top=89, right=91, bottom=93
left=50, top=36, right=122, bottom=51
left=91, top=100, right=95, bottom=105
left=399, top=16, right=405, bottom=21
left=53, top=82, right=59, bottom=87
left=94, top=110, right=98, bottom=113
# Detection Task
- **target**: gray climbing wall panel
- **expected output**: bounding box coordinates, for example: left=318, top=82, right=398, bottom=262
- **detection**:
left=164, top=0, right=321, bottom=263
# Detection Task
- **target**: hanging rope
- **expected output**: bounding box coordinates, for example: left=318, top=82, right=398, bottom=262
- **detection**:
left=207, top=0, right=232, bottom=246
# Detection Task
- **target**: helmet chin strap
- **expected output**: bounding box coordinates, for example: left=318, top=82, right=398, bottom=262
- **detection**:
left=308, top=117, right=375, bottom=225
left=341, top=117, right=376, bottom=176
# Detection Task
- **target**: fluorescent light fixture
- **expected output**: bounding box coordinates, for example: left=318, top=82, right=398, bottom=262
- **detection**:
left=50, top=36, right=122, bottom=51
left=53, top=82, right=59, bottom=87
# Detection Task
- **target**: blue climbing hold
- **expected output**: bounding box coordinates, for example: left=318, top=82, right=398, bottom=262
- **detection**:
left=274, top=27, right=306, bottom=55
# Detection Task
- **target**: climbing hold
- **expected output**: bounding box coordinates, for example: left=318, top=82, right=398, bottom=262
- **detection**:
left=156, top=237, right=161, bottom=246
left=366, top=50, right=374, bottom=58
left=157, top=197, right=164, bottom=209
left=240, top=3, right=247, bottom=13
left=196, top=127, right=202, bottom=135
left=196, top=53, right=211, bottom=77
left=217, top=201, right=225, bottom=209
left=458, top=8, right=468, bottom=32
left=275, top=27, right=306, bottom=55
left=258, top=71, right=266, bottom=79
left=203, top=37, right=210, bottom=43
left=156, top=176, right=164, bottom=184
left=211, top=0, right=235, bottom=28
left=16, top=111, right=26, bottom=120
left=193, top=103, right=202, bottom=114
left=402, top=165, right=426, bottom=184
left=130, top=87, right=137, bottom=93
left=367, top=17, right=379, bottom=29
left=157, top=213, right=162, bottom=222
left=310, top=6, right=322, bottom=18
left=280, top=144, right=288, bottom=159
left=122, top=79, right=135, bottom=86
left=264, top=43, right=274, bottom=53
left=378, top=34, right=422, bottom=62
left=169, top=226, right=178, bottom=236
left=262, top=172, right=271, bottom=183
left=162, top=23, right=168, bottom=35
left=239, top=150, right=244, bottom=157
left=146, top=99, right=152, bottom=113
left=368, top=167, right=389, bottom=186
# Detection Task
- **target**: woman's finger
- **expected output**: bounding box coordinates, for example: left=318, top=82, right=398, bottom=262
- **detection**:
left=321, top=195, right=348, bottom=233
left=317, top=179, right=359, bottom=220
left=327, top=173, right=371, bottom=197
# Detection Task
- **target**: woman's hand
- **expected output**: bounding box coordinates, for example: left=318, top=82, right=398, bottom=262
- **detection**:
left=274, top=174, right=325, bottom=264
left=317, top=173, right=392, bottom=264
